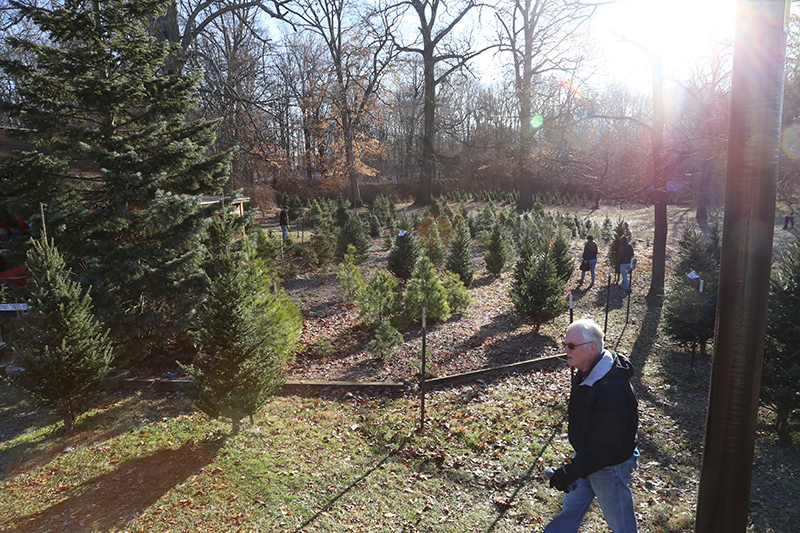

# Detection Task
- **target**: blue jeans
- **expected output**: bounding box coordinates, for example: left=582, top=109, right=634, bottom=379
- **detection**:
left=620, top=262, right=632, bottom=290
left=281, top=225, right=288, bottom=241
left=544, top=451, right=639, bottom=533
left=579, top=259, right=597, bottom=285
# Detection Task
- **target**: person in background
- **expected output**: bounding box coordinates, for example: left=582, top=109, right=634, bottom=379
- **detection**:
left=544, top=318, right=639, bottom=533
left=618, top=236, right=634, bottom=291
left=279, top=206, right=289, bottom=242
left=783, top=201, right=795, bottom=230
left=578, top=235, right=598, bottom=288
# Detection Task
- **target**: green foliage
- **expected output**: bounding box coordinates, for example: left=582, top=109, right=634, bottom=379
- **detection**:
left=358, top=267, right=402, bottom=328
left=663, top=226, right=720, bottom=353
left=445, top=215, right=475, bottom=288
left=371, top=195, right=395, bottom=227
left=601, top=215, right=613, bottom=242
left=404, top=257, right=450, bottom=324
left=368, top=213, right=381, bottom=237
left=367, top=322, right=404, bottom=360
left=0, top=0, right=231, bottom=364
left=387, top=230, right=421, bottom=280
left=182, top=218, right=300, bottom=434
left=484, top=223, right=515, bottom=276
left=763, top=234, right=800, bottom=443
left=510, top=249, right=568, bottom=334
left=337, top=245, right=365, bottom=305
left=249, top=223, right=280, bottom=265
left=311, top=338, right=335, bottom=358
left=441, top=270, right=472, bottom=314
left=336, top=213, right=370, bottom=263
left=422, top=222, right=447, bottom=268
left=305, top=198, right=334, bottom=228
left=549, top=231, right=575, bottom=283
left=306, top=228, right=337, bottom=268
left=608, top=219, right=633, bottom=273
left=10, top=230, right=113, bottom=433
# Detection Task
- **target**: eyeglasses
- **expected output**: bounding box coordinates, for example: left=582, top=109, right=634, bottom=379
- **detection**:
left=563, top=341, right=592, bottom=350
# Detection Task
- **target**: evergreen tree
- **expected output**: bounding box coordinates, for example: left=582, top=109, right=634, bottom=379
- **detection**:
left=0, top=0, right=231, bottom=363
left=368, top=321, right=404, bottom=360
left=368, top=212, right=381, bottom=237
left=441, top=270, right=472, bottom=314
left=763, top=234, right=800, bottom=443
left=608, top=219, right=633, bottom=276
left=336, top=212, right=369, bottom=263
left=387, top=230, right=421, bottom=281
left=337, top=245, right=365, bottom=305
left=10, top=223, right=113, bottom=433
left=423, top=222, right=447, bottom=268
left=484, top=223, right=515, bottom=276
left=548, top=231, right=575, bottom=282
left=358, top=266, right=402, bottom=328
left=663, top=225, right=720, bottom=354
left=183, top=217, right=301, bottom=435
left=445, top=215, right=475, bottom=287
left=404, top=256, right=450, bottom=323
left=510, top=250, right=568, bottom=334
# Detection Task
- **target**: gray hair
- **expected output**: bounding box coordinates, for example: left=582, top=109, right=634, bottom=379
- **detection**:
left=568, top=319, right=604, bottom=353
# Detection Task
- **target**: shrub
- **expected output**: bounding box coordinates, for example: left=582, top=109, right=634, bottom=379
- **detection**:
left=484, top=223, right=515, bottom=276
left=388, top=230, right=421, bottom=280
left=423, top=223, right=447, bottom=268
left=368, top=322, right=404, bottom=360
left=337, top=245, right=365, bottom=304
left=510, top=249, right=568, bottom=334
left=336, top=212, right=369, bottom=263
left=763, top=233, right=800, bottom=443
left=445, top=215, right=475, bottom=288
left=441, top=270, right=472, bottom=314
left=358, top=267, right=402, bottom=328
left=404, top=256, right=450, bottom=323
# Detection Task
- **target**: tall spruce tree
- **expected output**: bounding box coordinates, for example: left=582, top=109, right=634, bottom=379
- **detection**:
left=510, top=249, right=568, bottom=335
left=445, top=214, right=475, bottom=287
left=0, top=0, right=231, bottom=363
left=183, top=217, right=301, bottom=435
left=10, top=220, right=114, bottom=433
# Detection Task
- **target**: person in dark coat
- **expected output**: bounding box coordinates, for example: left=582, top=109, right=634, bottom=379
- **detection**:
left=618, top=236, right=634, bottom=291
left=544, top=318, right=639, bottom=533
left=578, top=235, right=598, bottom=287
left=279, top=206, right=289, bottom=242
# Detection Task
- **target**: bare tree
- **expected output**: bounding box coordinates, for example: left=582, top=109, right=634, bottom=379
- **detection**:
left=386, top=0, right=492, bottom=205
left=494, top=0, right=601, bottom=210
left=281, top=0, right=398, bottom=206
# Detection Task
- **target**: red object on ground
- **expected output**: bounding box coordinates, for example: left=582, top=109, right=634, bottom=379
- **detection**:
left=0, top=265, right=29, bottom=286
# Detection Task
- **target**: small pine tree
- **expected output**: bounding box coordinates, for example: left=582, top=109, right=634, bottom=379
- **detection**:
left=763, top=234, right=800, bottom=443
left=358, top=267, right=402, bottom=328
left=183, top=217, right=301, bottom=435
left=337, top=245, right=365, bottom=304
left=336, top=213, right=369, bottom=263
left=549, top=231, right=575, bottom=282
left=441, top=270, right=472, bottom=314
left=663, top=226, right=720, bottom=354
left=423, top=223, right=447, bottom=268
left=305, top=198, right=334, bottom=228
left=510, top=250, right=569, bottom=334
left=404, top=256, right=450, bottom=323
left=368, top=322, right=404, bottom=360
left=445, top=215, right=475, bottom=287
left=10, top=224, right=113, bottom=433
left=368, top=213, right=381, bottom=237
left=484, top=223, right=515, bottom=276
left=387, top=230, right=421, bottom=280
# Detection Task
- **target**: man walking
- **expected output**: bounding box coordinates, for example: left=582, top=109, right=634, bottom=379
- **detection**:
left=279, top=206, right=289, bottom=242
left=618, top=236, right=634, bottom=291
left=544, top=319, right=639, bottom=533
left=578, top=235, right=598, bottom=287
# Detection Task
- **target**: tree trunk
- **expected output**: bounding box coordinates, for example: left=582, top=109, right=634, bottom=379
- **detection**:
left=695, top=2, right=787, bottom=531
left=647, top=51, right=667, bottom=303
left=416, top=54, right=436, bottom=206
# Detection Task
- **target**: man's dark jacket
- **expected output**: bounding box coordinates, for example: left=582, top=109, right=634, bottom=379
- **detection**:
left=563, top=350, right=638, bottom=483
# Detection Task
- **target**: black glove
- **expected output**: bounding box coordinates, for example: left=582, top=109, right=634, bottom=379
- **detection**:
left=548, top=467, right=572, bottom=492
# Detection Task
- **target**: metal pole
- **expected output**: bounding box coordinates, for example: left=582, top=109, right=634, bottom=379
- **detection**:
left=420, top=308, right=427, bottom=433
left=569, top=293, right=573, bottom=323
left=604, top=267, right=611, bottom=333
left=695, top=2, right=787, bottom=531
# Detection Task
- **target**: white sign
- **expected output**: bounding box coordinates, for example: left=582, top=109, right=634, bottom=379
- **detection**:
left=0, top=303, right=29, bottom=311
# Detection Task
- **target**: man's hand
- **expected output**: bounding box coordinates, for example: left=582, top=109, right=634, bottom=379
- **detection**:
left=548, top=467, right=571, bottom=492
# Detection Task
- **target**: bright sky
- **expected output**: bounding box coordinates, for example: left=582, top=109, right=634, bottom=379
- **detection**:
left=590, top=0, right=739, bottom=93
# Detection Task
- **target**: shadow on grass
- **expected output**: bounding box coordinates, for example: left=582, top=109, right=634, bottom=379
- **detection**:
left=291, top=442, right=406, bottom=533
left=11, top=438, right=222, bottom=533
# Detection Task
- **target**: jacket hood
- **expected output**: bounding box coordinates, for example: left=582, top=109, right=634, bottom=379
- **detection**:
left=580, top=349, right=634, bottom=387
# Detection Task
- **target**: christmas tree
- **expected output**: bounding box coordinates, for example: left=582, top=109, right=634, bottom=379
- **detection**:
left=0, top=0, right=231, bottom=363
left=10, top=218, right=113, bottom=433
